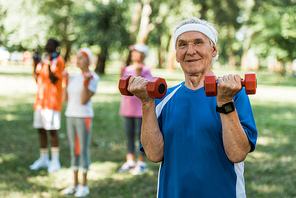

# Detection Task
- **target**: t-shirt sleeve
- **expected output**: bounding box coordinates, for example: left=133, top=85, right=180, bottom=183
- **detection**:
left=88, top=74, right=99, bottom=93
left=139, top=140, right=145, bottom=153
left=234, top=88, right=258, bottom=152
left=50, top=57, right=65, bottom=79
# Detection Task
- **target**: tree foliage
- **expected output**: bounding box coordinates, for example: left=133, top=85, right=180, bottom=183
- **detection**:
left=0, top=0, right=48, bottom=51
left=73, top=0, right=130, bottom=73
left=0, top=0, right=295, bottom=73
left=249, top=0, right=296, bottom=63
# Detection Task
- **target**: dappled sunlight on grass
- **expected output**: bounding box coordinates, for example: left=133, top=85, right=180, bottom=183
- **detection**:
left=4, top=113, right=19, bottom=121
left=279, top=155, right=292, bottom=163
left=249, top=183, right=284, bottom=195
left=256, top=136, right=290, bottom=147
left=256, top=136, right=276, bottom=146
left=1, top=65, right=296, bottom=197
left=0, top=153, right=18, bottom=164
left=253, top=85, right=296, bottom=103
left=89, top=161, right=119, bottom=180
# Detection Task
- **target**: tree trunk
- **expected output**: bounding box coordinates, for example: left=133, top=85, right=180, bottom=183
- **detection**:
left=228, top=48, right=235, bottom=68
left=95, top=47, right=108, bottom=74
left=64, top=40, right=72, bottom=62
left=125, top=0, right=142, bottom=66
left=166, top=35, right=175, bottom=71
left=158, top=47, right=164, bottom=69
left=130, top=0, right=142, bottom=43
left=157, top=31, right=163, bottom=69
left=227, top=26, right=235, bottom=68
left=200, top=3, right=208, bottom=19
left=137, top=2, right=153, bottom=43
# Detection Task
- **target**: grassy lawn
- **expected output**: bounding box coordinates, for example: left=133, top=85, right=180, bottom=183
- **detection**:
left=0, top=63, right=296, bottom=198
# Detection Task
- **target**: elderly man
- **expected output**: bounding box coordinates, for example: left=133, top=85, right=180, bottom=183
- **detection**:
left=126, top=17, right=258, bottom=198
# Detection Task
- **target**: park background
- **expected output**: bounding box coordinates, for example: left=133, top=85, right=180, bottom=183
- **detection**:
left=0, top=0, right=296, bottom=197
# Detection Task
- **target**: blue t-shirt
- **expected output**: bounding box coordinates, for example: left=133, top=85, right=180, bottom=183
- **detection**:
left=142, top=82, right=257, bottom=198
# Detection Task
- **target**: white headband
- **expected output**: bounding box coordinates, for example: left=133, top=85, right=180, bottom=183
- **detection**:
left=174, top=23, right=216, bottom=48
left=79, top=47, right=93, bottom=65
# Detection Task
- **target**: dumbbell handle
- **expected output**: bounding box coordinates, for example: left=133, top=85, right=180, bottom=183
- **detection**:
left=118, top=75, right=167, bottom=99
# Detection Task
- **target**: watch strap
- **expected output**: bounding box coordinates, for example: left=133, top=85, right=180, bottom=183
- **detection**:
left=216, top=102, right=235, bottom=114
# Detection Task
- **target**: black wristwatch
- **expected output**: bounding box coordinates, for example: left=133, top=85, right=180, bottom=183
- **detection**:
left=216, top=102, right=235, bottom=114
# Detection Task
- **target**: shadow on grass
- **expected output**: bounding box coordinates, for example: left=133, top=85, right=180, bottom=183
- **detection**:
left=245, top=101, right=296, bottom=198
left=1, top=87, right=296, bottom=197
left=0, top=94, right=160, bottom=197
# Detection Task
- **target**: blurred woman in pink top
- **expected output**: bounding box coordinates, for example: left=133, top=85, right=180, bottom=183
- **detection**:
left=119, top=43, right=152, bottom=175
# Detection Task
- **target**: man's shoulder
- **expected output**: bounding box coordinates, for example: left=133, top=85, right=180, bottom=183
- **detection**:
left=155, top=82, right=183, bottom=106
left=165, top=82, right=183, bottom=96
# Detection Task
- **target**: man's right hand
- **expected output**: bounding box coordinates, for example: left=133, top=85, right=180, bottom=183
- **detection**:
left=127, top=76, right=154, bottom=104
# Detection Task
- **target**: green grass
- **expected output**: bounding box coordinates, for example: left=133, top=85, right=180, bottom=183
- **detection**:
left=0, top=63, right=296, bottom=197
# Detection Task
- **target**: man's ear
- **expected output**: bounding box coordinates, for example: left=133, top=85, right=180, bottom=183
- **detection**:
left=212, top=44, right=218, bottom=57
left=176, top=52, right=180, bottom=63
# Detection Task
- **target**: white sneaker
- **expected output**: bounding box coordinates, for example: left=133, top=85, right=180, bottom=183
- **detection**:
left=118, top=162, right=135, bottom=173
left=29, top=158, right=49, bottom=170
left=61, top=185, right=77, bottom=195
left=47, top=160, right=61, bottom=173
left=132, top=163, right=148, bottom=175
left=74, top=185, right=90, bottom=197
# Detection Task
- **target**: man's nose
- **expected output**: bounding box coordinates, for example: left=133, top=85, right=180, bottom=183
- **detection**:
left=187, top=44, right=196, bottom=54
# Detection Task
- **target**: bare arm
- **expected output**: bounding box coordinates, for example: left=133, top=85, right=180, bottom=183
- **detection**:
left=62, top=85, right=68, bottom=102
left=216, top=74, right=251, bottom=163
left=141, top=100, right=164, bottom=163
left=219, top=109, right=250, bottom=163
left=81, top=87, right=94, bottom=104
left=33, top=71, right=38, bottom=83
left=81, top=75, right=94, bottom=104
left=128, top=76, right=164, bottom=163
left=32, top=53, right=40, bottom=82
left=62, top=72, right=69, bottom=102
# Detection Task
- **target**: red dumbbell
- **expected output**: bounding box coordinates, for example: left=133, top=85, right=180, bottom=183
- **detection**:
left=118, top=75, right=167, bottom=99
left=204, top=72, right=257, bottom=97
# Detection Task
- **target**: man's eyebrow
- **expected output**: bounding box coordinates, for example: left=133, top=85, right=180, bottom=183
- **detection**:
left=177, top=39, right=187, bottom=43
left=177, top=38, right=204, bottom=43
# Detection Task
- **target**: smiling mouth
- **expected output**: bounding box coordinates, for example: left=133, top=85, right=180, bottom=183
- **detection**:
left=186, top=59, right=200, bottom=62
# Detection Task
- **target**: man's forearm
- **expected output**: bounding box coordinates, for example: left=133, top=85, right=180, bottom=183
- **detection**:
left=220, top=110, right=251, bottom=163
left=141, top=101, right=164, bottom=163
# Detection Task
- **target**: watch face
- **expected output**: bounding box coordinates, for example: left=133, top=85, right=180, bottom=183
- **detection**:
left=225, top=104, right=233, bottom=112
left=216, top=102, right=235, bottom=114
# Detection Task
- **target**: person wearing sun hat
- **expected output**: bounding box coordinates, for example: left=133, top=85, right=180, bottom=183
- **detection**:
left=124, top=17, right=258, bottom=197
left=133, top=43, right=149, bottom=57
left=118, top=43, right=152, bottom=175
left=61, top=47, right=99, bottom=197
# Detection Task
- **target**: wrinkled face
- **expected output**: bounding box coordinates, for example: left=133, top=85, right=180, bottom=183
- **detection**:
left=131, top=50, right=145, bottom=63
left=76, top=52, right=89, bottom=69
left=176, top=31, right=217, bottom=75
